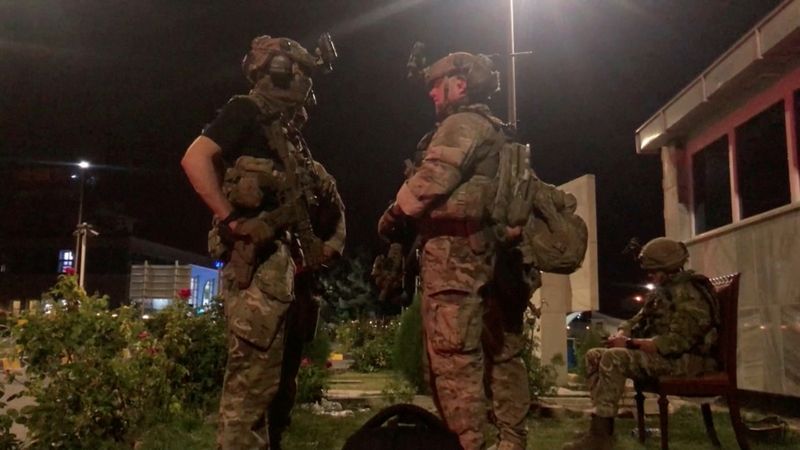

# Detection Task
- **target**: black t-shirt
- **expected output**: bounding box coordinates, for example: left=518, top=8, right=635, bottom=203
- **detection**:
left=203, top=96, right=283, bottom=211
left=202, top=96, right=269, bottom=165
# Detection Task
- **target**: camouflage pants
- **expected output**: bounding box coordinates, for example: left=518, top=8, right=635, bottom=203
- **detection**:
left=421, top=236, right=528, bottom=450
left=218, top=242, right=295, bottom=450
left=585, top=347, right=687, bottom=418
left=484, top=331, right=530, bottom=450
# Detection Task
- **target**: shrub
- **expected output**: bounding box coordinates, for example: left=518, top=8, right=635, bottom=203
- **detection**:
left=11, top=275, right=175, bottom=448
left=575, top=323, right=607, bottom=380
left=302, top=325, right=332, bottom=366
left=296, top=325, right=333, bottom=404
left=296, top=358, right=330, bottom=404
left=391, top=294, right=426, bottom=393
left=381, top=375, right=416, bottom=405
left=349, top=319, right=398, bottom=373
left=518, top=315, right=562, bottom=401
left=4, top=274, right=227, bottom=448
left=144, top=297, right=227, bottom=411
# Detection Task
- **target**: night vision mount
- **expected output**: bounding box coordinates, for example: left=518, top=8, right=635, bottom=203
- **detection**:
left=315, top=32, right=338, bottom=74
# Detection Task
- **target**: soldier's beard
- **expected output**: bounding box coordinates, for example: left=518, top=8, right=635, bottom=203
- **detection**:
left=435, top=97, right=469, bottom=120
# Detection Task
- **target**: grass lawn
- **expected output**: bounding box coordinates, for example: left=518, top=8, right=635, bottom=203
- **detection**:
left=135, top=404, right=798, bottom=450
left=528, top=406, right=798, bottom=449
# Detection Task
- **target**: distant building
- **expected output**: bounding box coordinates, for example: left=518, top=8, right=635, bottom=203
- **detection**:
left=130, top=261, right=220, bottom=311
left=635, top=0, right=800, bottom=397
left=0, top=154, right=217, bottom=310
left=0, top=236, right=218, bottom=310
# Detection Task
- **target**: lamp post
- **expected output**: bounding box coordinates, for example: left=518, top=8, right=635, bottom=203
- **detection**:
left=507, top=0, right=533, bottom=130
left=73, top=160, right=96, bottom=288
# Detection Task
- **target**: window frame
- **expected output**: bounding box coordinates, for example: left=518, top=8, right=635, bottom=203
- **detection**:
left=686, top=68, right=800, bottom=236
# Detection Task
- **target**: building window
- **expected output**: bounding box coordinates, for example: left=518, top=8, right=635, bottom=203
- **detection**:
left=202, top=279, right=216, bottom=306
left=191, top=276, right=199, bottom=306
left=735, top=101, right=791, bottom=219
left=57, top=249, right=74, bottom=273
left=693, top=136, right=732, bottom=234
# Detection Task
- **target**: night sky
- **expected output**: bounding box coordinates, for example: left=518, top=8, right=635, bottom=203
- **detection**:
left=1, top=0, right=783, bottom=314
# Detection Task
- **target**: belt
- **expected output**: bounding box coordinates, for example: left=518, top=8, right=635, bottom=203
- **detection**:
left=418, top=220, right=485, bottom=240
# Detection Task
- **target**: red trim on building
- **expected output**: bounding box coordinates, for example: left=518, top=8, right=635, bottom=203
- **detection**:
left=684, top=65, right=800, bottom=234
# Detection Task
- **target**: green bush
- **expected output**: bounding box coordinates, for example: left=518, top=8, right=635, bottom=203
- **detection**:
left=144, top=298, right=227, bottom=411
left=302, top=325, right=332, bottom=366
left=349, top=319, right=398, bottom=373
left=521, top=340, right=560, bottom=401
left=296, top=359, right=330, bottom=404
left=4, top=274, right=227, bottom=448
left=575, top=323, right=607, bottom=380
left=10, top=275, right=175, bottom=448
left=381, top=375, right=416, bottom=405
left=296, top=325, right=333, bottom=404
left=391, top=294, right=426, bottom=393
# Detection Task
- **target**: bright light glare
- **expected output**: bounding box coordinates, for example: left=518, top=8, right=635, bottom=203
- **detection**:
left=645, top=283, right=655, bottom=291
left=78, top=161, right=90, bottom=169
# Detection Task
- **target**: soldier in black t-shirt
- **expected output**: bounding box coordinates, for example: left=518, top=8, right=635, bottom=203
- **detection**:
left=182, top=35, right=345, bottom=450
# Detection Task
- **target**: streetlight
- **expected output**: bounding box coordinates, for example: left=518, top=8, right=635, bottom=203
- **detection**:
left=73, top=160, right=97, bottom=288
left=506, top=0, right=533, bottom=129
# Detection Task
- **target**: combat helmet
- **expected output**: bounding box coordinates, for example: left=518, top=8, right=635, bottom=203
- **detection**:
left=638, top=237, right=689, bottom=272
left=242, top=36, right=318, bottom=104
left=424, top=52, right=500, bottom=101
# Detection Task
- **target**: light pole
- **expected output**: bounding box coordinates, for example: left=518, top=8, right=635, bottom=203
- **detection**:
left=73, top=160, right=97, bottom=288
left=508, top=0, right=517, bottom=128
left=507, top=0, right=533, bottom=130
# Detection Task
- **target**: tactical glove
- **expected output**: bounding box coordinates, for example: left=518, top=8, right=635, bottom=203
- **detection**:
left=236, top=218, right=275, bottom=248
left=377, top=203, right=405, bottom=242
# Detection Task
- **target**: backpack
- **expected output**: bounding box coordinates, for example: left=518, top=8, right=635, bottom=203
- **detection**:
left=491, top=138, right=589, bottom=275
left=341, top=403, right=461, bottom=450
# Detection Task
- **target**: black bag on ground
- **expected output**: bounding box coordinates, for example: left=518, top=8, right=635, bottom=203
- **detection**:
left=342, top=403, right=462, bottom=450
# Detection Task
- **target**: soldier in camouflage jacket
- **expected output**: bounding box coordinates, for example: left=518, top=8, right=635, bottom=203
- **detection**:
left=379, top=52, right=532, bottom=450
left=563, top=237, right=720, bottom=450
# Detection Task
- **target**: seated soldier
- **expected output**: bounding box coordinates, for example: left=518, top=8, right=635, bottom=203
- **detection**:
left=563, top=237, right=720, bottom=450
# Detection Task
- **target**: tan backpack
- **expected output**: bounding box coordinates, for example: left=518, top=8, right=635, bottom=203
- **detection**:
left=492, top=139, right=589, bottom=274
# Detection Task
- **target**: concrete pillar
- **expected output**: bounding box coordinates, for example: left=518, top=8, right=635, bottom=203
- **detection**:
left=661, top=145, right=692, bottom=241
left=534, top=273, right=571, bottom=385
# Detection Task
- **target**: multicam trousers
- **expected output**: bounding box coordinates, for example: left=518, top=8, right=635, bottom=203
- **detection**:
left=217, top=242, right=295, bottom=450
left=585, top=347, right=691, bottom=418
left=420, top=235, right=530, bottom=450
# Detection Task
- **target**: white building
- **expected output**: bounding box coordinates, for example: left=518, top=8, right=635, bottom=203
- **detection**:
left=635, top=0, right=800, bottom=398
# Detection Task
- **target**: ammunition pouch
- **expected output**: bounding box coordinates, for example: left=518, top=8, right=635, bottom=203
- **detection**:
left=223, top=156, right=285, bottom=209
left=430, top=175, right=495, bottom=221
left=208, top=221, right=228, bottom=259
left=225, top=243, right=295, bottom=348
left=428, top=175, right=494, bottom=222
left=295, top=220, right=325, bottom=270
left=229, top=240, right=257, bottom=289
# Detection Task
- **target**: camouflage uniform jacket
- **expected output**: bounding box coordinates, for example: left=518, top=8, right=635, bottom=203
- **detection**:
left=396, top=103, right=503, bottom=221
left=619, top=270, right=720, bottom=359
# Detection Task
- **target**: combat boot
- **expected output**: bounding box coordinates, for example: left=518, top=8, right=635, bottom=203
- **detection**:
left=561, top=415, right=614, bottom=450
